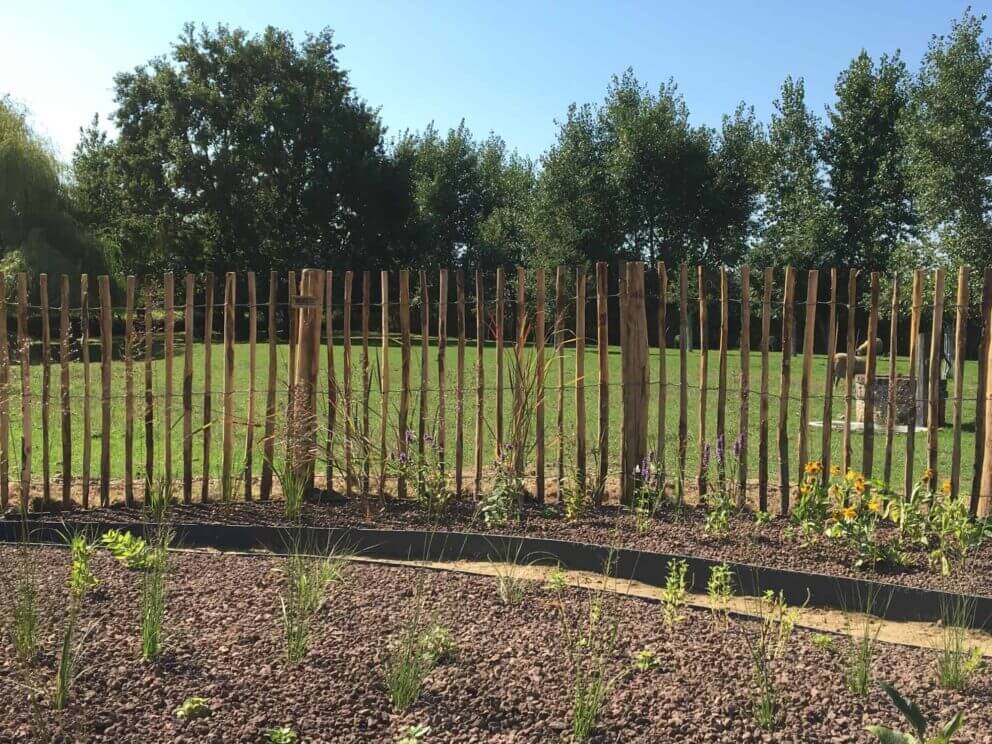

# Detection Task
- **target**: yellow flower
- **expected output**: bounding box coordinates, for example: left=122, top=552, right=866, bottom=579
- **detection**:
left=841, top=505, right=857, bottom=521
left=942, top=479, right=951, bottom=496
left=921, top=468, right=934, bottom=483
left=799, top=484, right=810, bottom=496
left=846, top=469, right=859, bottom=482
left=889, top=505, right=901, bottom=522
left=853, top=477, right=866, bottom=494
left=867, top=498, right=882, bottom=514
left=830, top=465, right=842, bottom=476
left=805, top=461, right=822, bottom=476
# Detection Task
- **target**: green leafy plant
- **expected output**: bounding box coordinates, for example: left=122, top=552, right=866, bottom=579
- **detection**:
left=754, top=510, right=773, bottom=526
left=281, top=536, right=346, bottom=664
left=790, top=462, right=831, bottom=541
left=479, top=445, right=523, bottom=527
left=264, top=726, right=298, bottom=743
left=387, top=431, right=451, bottom=516
left=144, top=477, right=173, bottom=523
left=397, top=724, right=431, bottom=744
left=174, top=696, right=212, bottom=721
left=706, top=562, right=734, bottom=627
left=10, top=534, right=40, bottom=662
left=632, top=648, right=659, bottom=672
left=545, top=567, right=568, bottom=592
left=812, top=633, right=837, bottom=653
left=661, top=559, right=688, bottom=628
left=630, top=453, right=665, bottom=532
left=418, top=622, right=456, bottom=665
left=68, top=533, right=98, bottom=597
left=271, top=459, right=308, bottom=523
left=51, top=610, right=90, bottom=710
left=491, top=544, right=531, bottom=606
left=101, top=529, right=158, bottom=570
left=845, top=610, right=882, bottom=696
left=867, top=682, right=964, bottom=743
left=935, top=596, right=983, bottom=691
left=560, top=469, right=596, bottom=521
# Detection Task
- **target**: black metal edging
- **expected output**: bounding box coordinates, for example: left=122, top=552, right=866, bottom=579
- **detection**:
left=4, top=519, right=992, bottom=629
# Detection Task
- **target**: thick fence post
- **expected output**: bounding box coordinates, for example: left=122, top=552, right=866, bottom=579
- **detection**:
left=981, top=272, right=992, bottom=513
left=291, top=269, right=325, bottom=486
left=621, top=261, right=648, bottom=504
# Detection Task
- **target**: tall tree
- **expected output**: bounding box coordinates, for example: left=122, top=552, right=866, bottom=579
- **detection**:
left=98, top=23, right=408, bottom=274
left=823, top=50, right=915, bottom=271
left=905, top=9, right=992, bottom=278
left=0, top=98, right=113, bottom=281
left=753, top=76, right=841, bottom=269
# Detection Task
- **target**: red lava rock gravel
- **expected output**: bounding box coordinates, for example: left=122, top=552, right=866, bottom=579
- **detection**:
left=2, top=544, right=992, bottom=742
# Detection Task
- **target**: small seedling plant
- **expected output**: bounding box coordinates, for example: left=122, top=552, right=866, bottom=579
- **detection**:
left=706, top=562, right=734, bottom=627
left=632, top=648, right=659, bottom=672
left=281, top=537, right=346, bottom=664
left=397, top=724, right=431, bottom=744
left=936, top=597, right=984, bottom=691
left=661, top=559, right=688, bottom=629
left=867, top=682, right=964, bottom=743
left=175, top=696, right=212, bottom=721
left=736, top=590, right=799, bottom=731
left=264, top=726, right=298, bottom=743
left=388, top=431, right=451, bottom=516
left=383, top=610, right=452, bottom=710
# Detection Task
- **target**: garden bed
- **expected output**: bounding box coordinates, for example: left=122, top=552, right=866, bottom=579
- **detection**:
left=23, top=496, right=992, bottom=598
left=2, top=545, right=991, bottom=742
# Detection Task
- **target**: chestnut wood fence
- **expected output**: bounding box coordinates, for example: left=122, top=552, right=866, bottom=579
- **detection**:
left=2, top=263, right=992, bottom=516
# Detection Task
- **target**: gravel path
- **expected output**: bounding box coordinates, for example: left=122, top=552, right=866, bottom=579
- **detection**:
left=2, top=545, right=992, bottom=742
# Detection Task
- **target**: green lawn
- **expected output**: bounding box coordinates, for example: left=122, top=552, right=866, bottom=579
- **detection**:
left=6, top=337, right=985, bottom=503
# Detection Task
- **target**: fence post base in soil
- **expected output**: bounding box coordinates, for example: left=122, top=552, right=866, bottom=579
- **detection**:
left=4, top=518, right=991, bottom=629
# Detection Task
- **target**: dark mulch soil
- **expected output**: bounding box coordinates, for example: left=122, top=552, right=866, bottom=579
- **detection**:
left=3, top=546, right=992, bottom=743
left=27, top=496, right=992, bottom=597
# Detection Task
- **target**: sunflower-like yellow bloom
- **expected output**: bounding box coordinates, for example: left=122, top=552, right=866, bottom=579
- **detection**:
left=867, top=498, right=882, bottom=514
left=922, top=467, right=934, bottom=483
left=853, top=477, right=866, bottom=494
left=804, top=461, right=822, bottom=476
left=840, top=505, right=857, bottom=521
left=830, top=465, right=842, bottom=476
left=942, top=479, right=951, bottom=496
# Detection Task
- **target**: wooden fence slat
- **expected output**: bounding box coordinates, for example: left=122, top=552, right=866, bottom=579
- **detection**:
left=99, top=275, right=112, bottom=507
left=758, top=269, right=772, bottom=511
left=361, top=271, right=371, bottom=496
left=344, top=271, right=354, bottom=497
left=820, top=270, right=838, bottom=483
left=883, top=277, right=900, bottom=483
left=455, top=270, right=466, bottom=496
left=843, top=271, right=858, bottom=472
left=291, top=269, right=324, bottom=485
left=927, top=269, right=946, bottom=488
left=738, top=266, right=750, bottom=505
left=777, top=266, right=796, bottom=514
left=972, top=269, right=992, bottom=514
left=677, top=263, right=689, bottom=498
left=862, top=273, right=880, bottom=478
left=200, top=273, right=214, bottom=502
left=621, top=262, right=648, bottom=504
left=326, top=270, right=337, bottom=494
left=40, top=274, right=51, bottom=502
left=697, top=266, right=708, bottom=495
left=163, top=271, right=174, bottom=487
left=438, top=269, right=448, bottom=474
left=398, top=271, right=410, bottom=498
left=222, top=272, right=235, bottom=500
left=495, top=267, right=505, bottom=457
left=17, top=274, right=30, bottom=511
left=618, top=266, right=628, bottom=484
left=140, top=281, right=149, bottom=498
left=657, top=263, right=668, bottom=476
left=182, top=274, right=194, bottom=502
left=124, top=276, right=134, bottom=506
left=950, top=266, right=968, bottom=498
left=475, top=270, right=486, bottom=497
left=555, top=267, right=565, bottom=489
left=575, top=267, right=587, bottom=487
left=418, top=270, right=429, bottom=459
left=905, top=270, right=924, bottom=498
left=61, top=275, right=74, bottom=506
left=380, top=270, right=390, bottom=501
left=797, top=270, right=818, bottom=478
left=287, top=271, right=297, bottom=464
left=260, top=271, right=278, bottom=501
left=513, top=267, right=525, bottom=476
left=0, top=273, right=7, bottom=508
left=243, top=272, right=256, bottom=501
left=596, top=261, right=609, bottom=497
left=535, top=268, right=546, bottom=502
left=717, top=267, right=729, bottom=483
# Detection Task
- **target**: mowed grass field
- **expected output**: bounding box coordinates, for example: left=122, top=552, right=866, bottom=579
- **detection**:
left=5, top=338, right=985, bottom=501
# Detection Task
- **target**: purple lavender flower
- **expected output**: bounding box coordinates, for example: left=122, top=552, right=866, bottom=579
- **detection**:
left=716, top=434, right=725, bottom=470
left=701, top=442, right=711, bottom=473
left=733, top=432, right=744, bottom=459
left=404, top=429, right=416, bottom=445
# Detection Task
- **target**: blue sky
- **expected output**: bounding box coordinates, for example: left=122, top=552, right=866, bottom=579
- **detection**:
left=3, top=1, right=987, bottom=161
